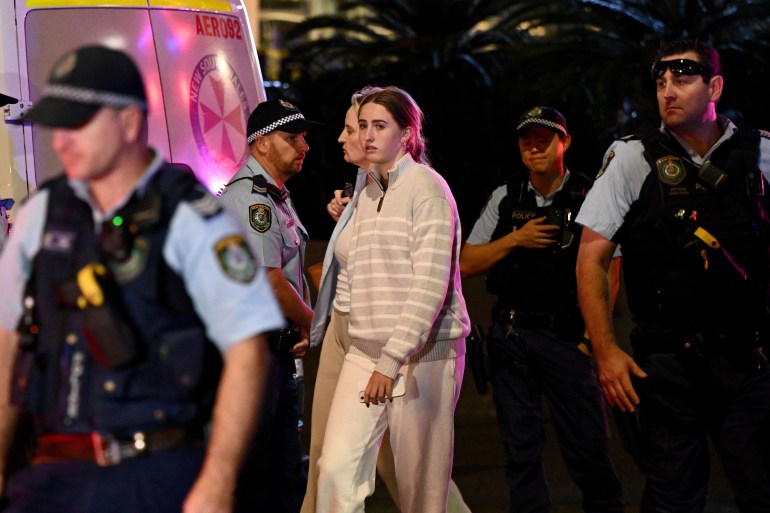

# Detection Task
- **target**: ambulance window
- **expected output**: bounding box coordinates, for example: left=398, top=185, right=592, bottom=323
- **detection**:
left=25, top=8, right=168, bottom=185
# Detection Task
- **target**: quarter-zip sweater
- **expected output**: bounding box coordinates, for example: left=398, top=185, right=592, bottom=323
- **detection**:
left=347, top=153, right=470, bottom=379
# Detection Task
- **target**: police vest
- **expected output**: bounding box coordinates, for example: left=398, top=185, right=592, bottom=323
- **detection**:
left=13, top=166, right=222, bottom=435
left=617, top=129, right=770, bottom=333
left=486, top=171, right=592, bottom=312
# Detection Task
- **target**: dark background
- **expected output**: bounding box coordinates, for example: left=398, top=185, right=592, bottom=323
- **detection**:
left=263, top=0, right=770, bottom=240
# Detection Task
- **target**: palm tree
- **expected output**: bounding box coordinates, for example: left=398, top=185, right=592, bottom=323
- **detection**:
left=539, top=0, right=770, bottom=140
left=278, top=0, right=770, bottom=236
left=282, top=0, right=568, bottom=234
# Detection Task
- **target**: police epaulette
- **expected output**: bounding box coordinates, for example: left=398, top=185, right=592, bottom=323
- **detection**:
left=250, top=175, right=287, bottom=203
left=223, top=175, right=287, bottom=202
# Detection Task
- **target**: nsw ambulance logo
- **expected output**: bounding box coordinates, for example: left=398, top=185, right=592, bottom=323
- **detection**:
left=190, top=55, right=250, bottom=171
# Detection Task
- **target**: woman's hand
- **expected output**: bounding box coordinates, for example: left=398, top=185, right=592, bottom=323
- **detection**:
left=362, top=371, right=394, bottom=407
left=326, top=189, right=350, bottom=222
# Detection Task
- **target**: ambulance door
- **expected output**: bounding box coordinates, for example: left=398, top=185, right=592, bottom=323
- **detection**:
left=23, top=7, right=169, bottom=185
left=150, top=6, right=265, bottom=193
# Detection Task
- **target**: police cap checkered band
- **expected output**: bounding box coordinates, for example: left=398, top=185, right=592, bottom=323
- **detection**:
left=247, top=113, right=307, bottom=143
left=516, top=106, right=568, bottom=137
left=26, top=45, right=147, bottom=129
left=246, top=99, right=322, bottom=143
left=42, top=84, right=147, bottom=111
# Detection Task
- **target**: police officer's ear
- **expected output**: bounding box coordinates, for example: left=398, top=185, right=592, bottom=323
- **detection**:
left=561, top=133, right=572, bottom=152
left=708, top=75, right=724, bottom=104
left=118, top=105, right=146, bottom=145
left=250, top=133, right=271, bottom=158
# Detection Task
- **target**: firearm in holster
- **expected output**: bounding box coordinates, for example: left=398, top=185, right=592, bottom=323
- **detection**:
left=466, top=323, right=491, bottom=395
left=57, top=262, right=140, bottom=368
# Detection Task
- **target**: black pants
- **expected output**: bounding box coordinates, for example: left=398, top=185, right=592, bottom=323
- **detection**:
left=236, top=352, right=307, bottom=513
left=633, top=348, right=770, bottom=513
left=488, top=323, right=624, bottom=513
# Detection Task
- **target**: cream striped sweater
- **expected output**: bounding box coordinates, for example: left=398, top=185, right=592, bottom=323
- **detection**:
left=347, top=154, right=470, bottom=379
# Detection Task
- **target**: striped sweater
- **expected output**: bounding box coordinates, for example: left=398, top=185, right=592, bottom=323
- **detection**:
left=347, top=153, right=470, bottom=379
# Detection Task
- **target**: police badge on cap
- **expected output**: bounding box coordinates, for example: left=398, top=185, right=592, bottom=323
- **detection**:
left=516, top=106, right=568, bottom=137
left=246, top=100, right=322, bottom=144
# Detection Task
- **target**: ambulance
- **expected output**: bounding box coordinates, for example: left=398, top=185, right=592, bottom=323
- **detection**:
left=0, top=0, right=267, bottom=232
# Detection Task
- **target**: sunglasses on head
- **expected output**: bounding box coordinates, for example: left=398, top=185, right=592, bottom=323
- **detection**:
left=651, top=58, right=711, bottom=80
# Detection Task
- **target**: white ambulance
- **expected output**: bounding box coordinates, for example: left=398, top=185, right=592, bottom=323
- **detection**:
left=0, top=0, right=267, bottom=232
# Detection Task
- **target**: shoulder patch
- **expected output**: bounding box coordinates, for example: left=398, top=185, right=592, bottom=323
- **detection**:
left=214, top=235, right=258, bottom=283
left=249, top=204, right=271, bottom=232
left=595, top=150, right=615, bottom=179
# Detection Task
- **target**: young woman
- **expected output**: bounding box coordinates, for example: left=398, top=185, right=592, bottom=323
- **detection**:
left=316, top=86, right=469, bottom=513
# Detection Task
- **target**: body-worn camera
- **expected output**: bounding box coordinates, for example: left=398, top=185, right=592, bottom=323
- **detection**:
left=545, top=207, right=574, bottom=249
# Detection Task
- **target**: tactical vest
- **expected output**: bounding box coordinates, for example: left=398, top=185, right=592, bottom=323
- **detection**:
left=486, top=171, right=591, bottom=312
left=617, top=129, right=770, bottom=333
left=13, top=167, right=222, bottom=435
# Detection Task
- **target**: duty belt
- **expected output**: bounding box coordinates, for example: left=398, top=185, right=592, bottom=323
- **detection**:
left=632, top=326, right=770, bottom=370
left=494, top=306, right=557, bottom=330
left=33, top=426, right=202, bottom=466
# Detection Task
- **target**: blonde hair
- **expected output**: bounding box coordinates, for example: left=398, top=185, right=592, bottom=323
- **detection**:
left=351, top=85, right=383, bottom=110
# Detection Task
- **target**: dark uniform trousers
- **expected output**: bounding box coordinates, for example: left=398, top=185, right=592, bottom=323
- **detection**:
left=488, top=323, right=624, bottom=513
left=4, top=447, right=205, bottom=513
left=236, top=351, right=306, bottom=513
left=631, top=336, right=770, bottom=513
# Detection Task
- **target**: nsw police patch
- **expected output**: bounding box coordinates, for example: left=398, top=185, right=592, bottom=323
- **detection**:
left=656, top=156, right=686, bottom=185
left=214, top=235, right=257, bottom=283
left=249, top=204, right=271, bottom=233
left=596, top=150, right=615, bottom=179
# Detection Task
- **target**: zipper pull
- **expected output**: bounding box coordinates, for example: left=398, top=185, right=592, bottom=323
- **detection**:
left=377, top=184, right=387, bottom=212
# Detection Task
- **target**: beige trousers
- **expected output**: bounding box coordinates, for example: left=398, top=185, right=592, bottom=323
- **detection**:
left=301, top=309, right=470, bottom=513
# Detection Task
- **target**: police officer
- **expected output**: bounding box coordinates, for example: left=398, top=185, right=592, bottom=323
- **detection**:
left=0, top=45, right=284, bottom=513
left=576, top=39, right=770, bottom=512
left=461, top=107, right=623, bottom=513
left=219, top=99, right=320, bottom=513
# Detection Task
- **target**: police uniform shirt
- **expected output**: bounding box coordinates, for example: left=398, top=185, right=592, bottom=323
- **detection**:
left=220, top=155, right=309, bottom=302
left=466, top=170, right=573, bottom=245
left=576, top=116, right=770, bottom=240
left=0, top=151, right=285, bottom=351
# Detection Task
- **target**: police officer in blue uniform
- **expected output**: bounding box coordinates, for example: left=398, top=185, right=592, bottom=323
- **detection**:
left=219, top=99, right=320, bottom=513
left=0, top=45, right=285, bottom=513
left=461, top=107, right=624, bottom=513
left=577, top=39, right=770, bottom=512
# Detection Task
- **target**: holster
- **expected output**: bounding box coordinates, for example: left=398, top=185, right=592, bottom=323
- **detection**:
left=465, top=324, right=490, bottom=395
left=267, top=326, right=301, bottom=355
left=57, top=263, right=140, bottom=369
